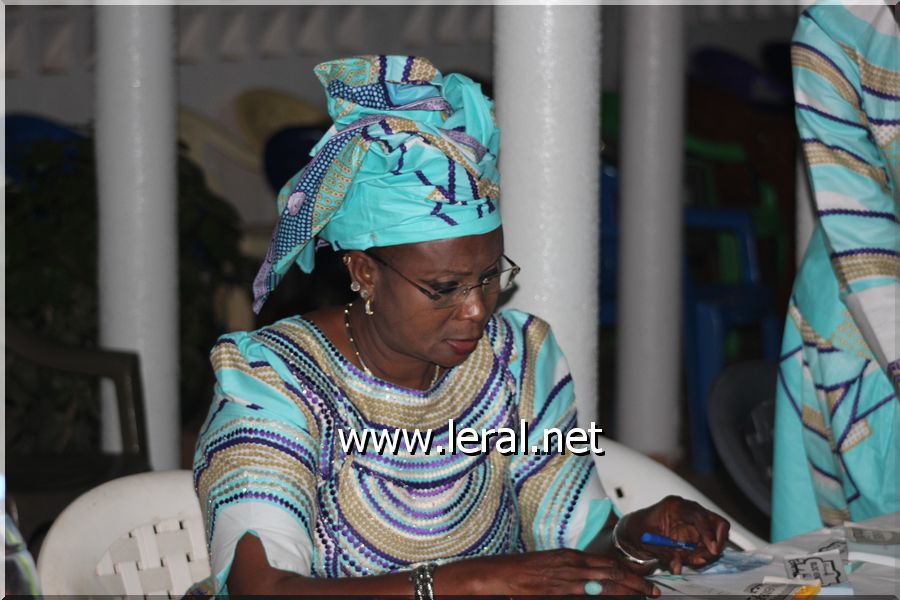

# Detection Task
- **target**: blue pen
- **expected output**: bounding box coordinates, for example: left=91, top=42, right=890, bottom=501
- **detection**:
left=640, top=532, right=698, bottom=551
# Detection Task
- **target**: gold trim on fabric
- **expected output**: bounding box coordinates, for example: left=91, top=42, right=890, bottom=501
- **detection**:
left=833, top=312, right=876, bottom=361
left=789, top=304, right=836, bottom=352
left=334, top=101, right=355, bottom=123
left=819, top=504, right=851, bottom=527
left=477, top=179, right=501, bottom=200
left=428, top=188, right=449, bottom=202
left=380, top=117, right=500, bottom=199
left=381, top=117, right=476, bottom=174
left=364, top=55, right=382, bottom=85
left=804, top=141, right=889, bottom=193
left=871, top=122, right=900, bottom=150
left=516, top=453, right=567, bottom=551
left=825, top=387, right=846, bottom=414
left=211, top=342, right=319, bottom=438
left=842, top=44, right=900, bottom=101
left=532, top=455, right=582, bottom=547
left=197, top=426, right=316, bottom=515
left=802, top=405, right=833, bottom=444
left=332, top=158, right=355, bottom=177
left=792, top=46, right=862, bottom=112
left=840, top=418, right=872, bottom=453
left=201, top=452, right=314, bottom=514
left=408, top=58, right=438, bottom=83
left=244, top=316, right=522, bottom=565
left=832, top=253, right=900, bottom=284
left=263, top=319, right=502, bottom=432
left=337, top=451, right=507, bottom=562
left=517, top=319, right=550, bottom=422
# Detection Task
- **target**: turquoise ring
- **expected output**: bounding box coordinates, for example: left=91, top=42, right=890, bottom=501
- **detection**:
left=584, top=580, right=604, bottom=596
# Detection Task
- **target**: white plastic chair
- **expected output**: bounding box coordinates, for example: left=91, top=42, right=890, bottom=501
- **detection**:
left=37, top=470, right=210, bottom=597
left=595, top=438, right=767, bottom=551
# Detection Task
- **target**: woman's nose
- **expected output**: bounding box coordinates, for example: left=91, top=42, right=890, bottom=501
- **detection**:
left=455, top=285, right=489, bottom=322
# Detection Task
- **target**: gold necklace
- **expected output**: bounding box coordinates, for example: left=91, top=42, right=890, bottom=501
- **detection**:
left=343, top=303, right=440, bottom=387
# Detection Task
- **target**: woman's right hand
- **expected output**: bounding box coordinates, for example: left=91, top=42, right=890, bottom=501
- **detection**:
left=229, top=535, right=660, bottom=597
left=438, top=548, right=662, bottom=597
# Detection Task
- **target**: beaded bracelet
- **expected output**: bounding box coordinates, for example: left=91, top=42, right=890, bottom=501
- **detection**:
left=613, top=518, right=659, bottom=566
left=409, top=562, right=437, bottom=600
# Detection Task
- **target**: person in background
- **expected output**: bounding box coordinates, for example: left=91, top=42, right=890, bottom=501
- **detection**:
left=193, top=55, right=729, bottom=596
left=5, top=513, right=42, bottom=597
left=772, top=3, right=899, bottom=541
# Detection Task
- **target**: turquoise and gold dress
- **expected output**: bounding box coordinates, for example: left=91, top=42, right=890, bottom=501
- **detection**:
left=194, top=309, right=613, bottom=590
left=772, top=4, right=899, bottom=541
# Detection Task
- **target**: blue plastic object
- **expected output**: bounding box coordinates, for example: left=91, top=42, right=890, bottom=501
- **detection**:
left=599, top=167, right=780, bottom=473
left=263, top=125, right=327, bottom=193
left=682, top=207, right=780, bottom=473
left=6, top=113, right=85, bottom=182
left=599, top=165, right=619, bottom=325
left=640, top=532, right=698, bottom=551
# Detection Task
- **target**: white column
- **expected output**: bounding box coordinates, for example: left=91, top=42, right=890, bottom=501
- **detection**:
left=96, top=6, right=178, bottom=470
left=614, top=6, right=685, bottom=458
left=495, top=6, right=602, bottom=429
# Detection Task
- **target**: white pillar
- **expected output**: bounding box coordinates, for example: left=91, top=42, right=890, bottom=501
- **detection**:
left=96, top=6, right=178, bottom=470
left=495, top=6, right=602, bottom=429
left=615, top=6, right=685, bottom=458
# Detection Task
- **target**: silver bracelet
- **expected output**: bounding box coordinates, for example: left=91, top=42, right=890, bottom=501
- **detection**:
left=613, top=517, right=658, bottom=566
left=409, top=562, right=436, bottom=600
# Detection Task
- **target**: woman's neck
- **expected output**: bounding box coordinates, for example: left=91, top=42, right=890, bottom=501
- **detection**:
left=344, top=303, right=438, bottom=390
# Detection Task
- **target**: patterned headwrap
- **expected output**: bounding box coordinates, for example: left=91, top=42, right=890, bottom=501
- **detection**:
left=252, top=55, right=502, bottom=313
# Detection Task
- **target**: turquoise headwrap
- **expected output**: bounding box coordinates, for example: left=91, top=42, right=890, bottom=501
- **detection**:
left=252, top=55, right=502, bottom=313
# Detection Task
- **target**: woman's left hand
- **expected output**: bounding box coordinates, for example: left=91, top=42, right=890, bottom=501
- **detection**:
left=618, top=495, right=730, bottom=574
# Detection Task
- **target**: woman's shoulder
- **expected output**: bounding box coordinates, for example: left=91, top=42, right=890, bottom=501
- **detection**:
left=493, top=308, right=561, bottom=359
left=495, top=307, right=553, bottom=335
left=210, top=315, right=323, bottom=368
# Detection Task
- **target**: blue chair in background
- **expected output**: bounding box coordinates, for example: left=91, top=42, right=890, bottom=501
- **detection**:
left=682, top=207, right=780, bottom=473
left=599, top=166, right=780, bottom=473
left=599, top=165, right=619, bottom=326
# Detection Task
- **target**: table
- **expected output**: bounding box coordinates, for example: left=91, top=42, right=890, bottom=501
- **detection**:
left=652, top=513, right=900, bottom=597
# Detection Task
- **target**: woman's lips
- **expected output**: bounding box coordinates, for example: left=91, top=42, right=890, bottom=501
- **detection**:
left=445, top=338, right=479, bottom=355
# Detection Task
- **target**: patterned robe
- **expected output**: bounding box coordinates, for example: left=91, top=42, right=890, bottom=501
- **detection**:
left=194, top=309, right=612, bottom=590
left=772, top=3, right=900, bottom=541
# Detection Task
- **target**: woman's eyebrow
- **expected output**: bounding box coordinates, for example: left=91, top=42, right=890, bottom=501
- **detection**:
left=424, top=252, right=504, bottom=279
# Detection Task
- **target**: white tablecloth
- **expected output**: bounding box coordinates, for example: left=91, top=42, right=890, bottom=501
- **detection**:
left=653, top=512, right=900, bottom=597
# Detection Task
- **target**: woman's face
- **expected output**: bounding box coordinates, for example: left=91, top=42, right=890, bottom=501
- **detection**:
left=354, top=227, right=505, bottom=369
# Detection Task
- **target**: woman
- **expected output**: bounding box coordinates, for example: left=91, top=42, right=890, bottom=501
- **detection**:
left=194, top=55, right=728, bottom=596
left=772, top=3, right=899, bottom=541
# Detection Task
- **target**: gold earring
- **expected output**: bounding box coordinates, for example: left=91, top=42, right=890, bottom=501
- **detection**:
left=342, top=255, right=351, bottom=266
left=360, top=289, right=369, bottom=300
left=350, top=281, right=361, bottom=292
left=365, top=298, right=374, bottom=316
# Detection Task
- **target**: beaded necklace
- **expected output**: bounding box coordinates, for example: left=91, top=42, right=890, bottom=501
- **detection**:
left=343, top=303, right=440, bottom=388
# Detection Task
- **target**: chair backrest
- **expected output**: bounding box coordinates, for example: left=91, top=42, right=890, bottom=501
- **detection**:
left=6, top=320, right=153, bottom=548
left=37, top=470, right=210, bottom=597
left=5, top=320, right=150, bottom=460
left=708, top=360, right=777, bottom=516
left=595, top=438, right=766, bottom=550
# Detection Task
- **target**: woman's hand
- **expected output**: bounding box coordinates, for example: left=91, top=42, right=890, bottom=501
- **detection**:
left=438, top=548, right=662, bottom=597
left=617, top=495, right=730, bottom=574
left=231, top=534, right=660, bottom=597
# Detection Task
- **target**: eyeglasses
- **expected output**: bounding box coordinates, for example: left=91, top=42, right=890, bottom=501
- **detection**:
left=366, top=251, right=520, bottom=309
